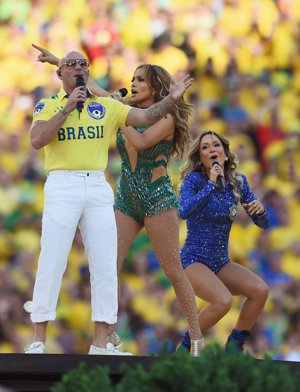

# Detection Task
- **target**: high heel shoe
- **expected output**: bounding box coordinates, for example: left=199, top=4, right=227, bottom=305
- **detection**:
left=190, top=337, right=205, bottom=357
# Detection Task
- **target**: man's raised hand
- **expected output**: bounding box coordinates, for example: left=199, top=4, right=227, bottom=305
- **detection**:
left=32, top=43, right=60, bottom=66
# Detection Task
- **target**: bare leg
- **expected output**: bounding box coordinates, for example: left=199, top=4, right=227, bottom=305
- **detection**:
left=144, top=209, right=202, bottom=340
left=185, top=263, right=232, bottom=333
left=108, top=210, right=142, bottom=336
left=115, top=210, right=143, bottom=273
left=217, top=263, right=269, bottom=331
left=32, top=321, right=48, bottom=343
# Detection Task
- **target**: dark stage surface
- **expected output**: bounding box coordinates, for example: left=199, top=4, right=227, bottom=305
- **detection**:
left=0, top=353, right=299, bottom=392
left=0, top=354, right=150, bottom=392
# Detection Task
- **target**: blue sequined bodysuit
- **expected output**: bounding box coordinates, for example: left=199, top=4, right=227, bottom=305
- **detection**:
left=114, top=126, right=178, bottom=224
left=178, top=171, right=269, bottom=274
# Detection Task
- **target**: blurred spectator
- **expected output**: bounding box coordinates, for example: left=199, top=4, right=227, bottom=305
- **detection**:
left=80, top=1, right=120, bottom=61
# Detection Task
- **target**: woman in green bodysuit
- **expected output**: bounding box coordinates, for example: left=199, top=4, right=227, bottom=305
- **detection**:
left=30, top=45, right=204, bottom=356
left=115, top=65, right=184, bottom=222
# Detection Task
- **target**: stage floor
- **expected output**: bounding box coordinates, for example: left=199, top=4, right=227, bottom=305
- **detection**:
left=0, top=353, right=299, bottom=392
left=0, top=354, right=150, bottom=392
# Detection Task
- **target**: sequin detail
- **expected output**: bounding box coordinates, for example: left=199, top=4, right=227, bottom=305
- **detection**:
left=179, top=171, right=269, bottom=274
left=114, top=125, right=178, bottom=223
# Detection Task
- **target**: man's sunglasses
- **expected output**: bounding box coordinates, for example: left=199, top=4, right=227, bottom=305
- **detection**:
left=59, top=59, right=89, bottom=71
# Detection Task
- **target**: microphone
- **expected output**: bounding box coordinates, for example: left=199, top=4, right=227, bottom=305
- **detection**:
left=212, top=161, right=225, bottom=192
left=118, top=88, right=128, bottom=97
left=76, top=75, right=86, bottom=113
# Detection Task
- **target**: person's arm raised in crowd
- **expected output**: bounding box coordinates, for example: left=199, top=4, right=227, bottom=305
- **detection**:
left=32, top=43, right=110, bottom=97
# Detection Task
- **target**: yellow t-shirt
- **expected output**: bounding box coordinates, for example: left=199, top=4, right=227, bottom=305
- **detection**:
left=32, top=88, right=131, bottom=171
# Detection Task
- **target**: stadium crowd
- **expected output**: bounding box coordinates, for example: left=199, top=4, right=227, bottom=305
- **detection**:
left=0, top=0, right=300, bottom=359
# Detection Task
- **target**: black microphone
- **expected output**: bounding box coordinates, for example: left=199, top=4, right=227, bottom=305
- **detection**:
left=76, top=75, right=86, bottom=113
left=118, top=88, right=128, bottom=97
left=212, top=161, right=225, bottom=192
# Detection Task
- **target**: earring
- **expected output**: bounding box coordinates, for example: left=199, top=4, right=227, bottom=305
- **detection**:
left=152, top=91, right=155, bottom=96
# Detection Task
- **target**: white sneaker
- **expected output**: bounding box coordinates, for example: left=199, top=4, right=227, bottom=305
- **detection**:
left=88, top=342, right=132, bottom=356
left=107, top=331, right=123, bottom=351
left=25, top=341, right=45, bottom=354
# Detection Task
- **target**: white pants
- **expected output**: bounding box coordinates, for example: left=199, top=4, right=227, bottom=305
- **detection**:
left=31, top=170, right=118, bottom=324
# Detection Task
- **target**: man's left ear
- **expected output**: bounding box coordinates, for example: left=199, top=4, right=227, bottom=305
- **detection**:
left=225, top=156, right=229, bottom=161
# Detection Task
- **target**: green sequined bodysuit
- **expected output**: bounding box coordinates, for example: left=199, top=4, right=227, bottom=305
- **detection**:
left=114, top=125, right=178, bottom=224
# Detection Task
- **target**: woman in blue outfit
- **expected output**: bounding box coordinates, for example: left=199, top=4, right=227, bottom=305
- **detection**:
left=178, top=130, right=270, bottom=353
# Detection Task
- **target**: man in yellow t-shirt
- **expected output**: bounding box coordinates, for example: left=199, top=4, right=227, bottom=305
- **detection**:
left=25, top=50, right=192, bottom=355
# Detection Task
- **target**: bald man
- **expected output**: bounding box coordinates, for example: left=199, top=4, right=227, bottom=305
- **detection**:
left=25, top=50, right=193, bottom=355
